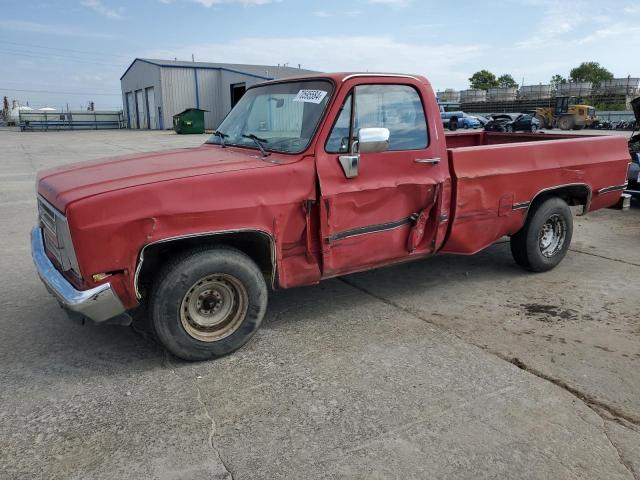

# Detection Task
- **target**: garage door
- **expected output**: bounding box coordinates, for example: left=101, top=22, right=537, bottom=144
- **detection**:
left=126, top=92, right=136, bottom=129
left=136, top=90, right=147, bottom=129
left=146, top=87, right=156, bottom=129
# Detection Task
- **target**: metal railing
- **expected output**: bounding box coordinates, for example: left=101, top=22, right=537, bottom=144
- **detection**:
left=19, top=111, right=125, bottom=131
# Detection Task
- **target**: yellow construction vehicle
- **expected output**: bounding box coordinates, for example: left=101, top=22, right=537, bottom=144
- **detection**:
left=534, top=96, right=597, bottom=130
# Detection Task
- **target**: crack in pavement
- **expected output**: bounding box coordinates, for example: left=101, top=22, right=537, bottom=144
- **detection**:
left=600, top=416, right=639, bottom=480
left=194, top=378, right=234, bottom=480
left=569, top=248, right=640, bottom=268
left=339, top=277, right=640, bottom=477
left=162, top=351, right=234, bottom=480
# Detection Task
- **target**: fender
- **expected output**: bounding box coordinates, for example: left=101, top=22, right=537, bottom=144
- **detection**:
left=133, top=228, right=277, bottom=300
left=515, top=182, right=592, bottom=218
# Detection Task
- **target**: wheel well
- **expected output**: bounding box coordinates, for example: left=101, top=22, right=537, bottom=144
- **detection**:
left=135, top=231, right=276, bottom=300
left=530, top=184, right=591, bottom=215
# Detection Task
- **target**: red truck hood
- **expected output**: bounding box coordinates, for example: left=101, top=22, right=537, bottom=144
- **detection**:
left=38, top=144, right=277, bottom=211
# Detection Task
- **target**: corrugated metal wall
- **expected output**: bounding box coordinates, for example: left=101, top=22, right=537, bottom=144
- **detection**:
left=121, top=60, right=274, bottom=130
left=160, top=68, right=197, bottom=130
left=196, top=68, right=221, bottom=130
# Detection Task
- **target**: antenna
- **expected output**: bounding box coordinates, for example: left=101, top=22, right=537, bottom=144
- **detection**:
left=192, top=53, right=195, bottom=62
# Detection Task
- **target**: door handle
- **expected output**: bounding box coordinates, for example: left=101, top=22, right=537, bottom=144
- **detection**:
left=415, top=157, right=441, bottom=165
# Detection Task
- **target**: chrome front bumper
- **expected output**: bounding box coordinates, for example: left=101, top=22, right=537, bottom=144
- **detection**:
left=31, top=226, right=126, bottom=322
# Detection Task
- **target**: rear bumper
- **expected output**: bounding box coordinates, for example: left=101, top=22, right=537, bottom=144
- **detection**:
left=31, top=226, right=126, bottom=322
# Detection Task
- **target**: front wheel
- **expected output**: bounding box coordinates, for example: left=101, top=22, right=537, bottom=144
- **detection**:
left=530, top=124, right=538, bottom=133
left=150, top=247, right=268, bottom=361
left=505, top=125, right=514, bottom=133
left=510, top=197, right=573, bottom=272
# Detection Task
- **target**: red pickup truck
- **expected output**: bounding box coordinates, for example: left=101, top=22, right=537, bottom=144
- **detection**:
left=32, top=73, right=631, bottom=360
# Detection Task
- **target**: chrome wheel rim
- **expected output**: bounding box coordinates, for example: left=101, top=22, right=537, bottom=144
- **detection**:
left=180, top=274, right=248, bottom=342
left=538, top=214, right=566, bottom=257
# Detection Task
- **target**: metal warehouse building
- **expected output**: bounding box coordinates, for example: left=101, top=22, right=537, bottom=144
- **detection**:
left=120, top=58, right=316, bottom=130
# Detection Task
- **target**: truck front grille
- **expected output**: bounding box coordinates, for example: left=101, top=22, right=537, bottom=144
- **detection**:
left=37, top=196, right=80, bottom=277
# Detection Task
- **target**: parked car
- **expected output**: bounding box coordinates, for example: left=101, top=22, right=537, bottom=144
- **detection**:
left=485, top=113, right=541, bottom=132
left=440, top=107, right=464, bottom=131
left=459, top=115, right=481, bottom=129
left=511, top=113, right=541, bottom=132
left=475, top=115, right=491, bottom=127
left=484, top=114, right=516, bottom=132
left=32, top=72, right=631, bottom=361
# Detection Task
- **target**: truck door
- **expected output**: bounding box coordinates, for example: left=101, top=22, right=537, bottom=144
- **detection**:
left=316, top=79, right=448, bottom=277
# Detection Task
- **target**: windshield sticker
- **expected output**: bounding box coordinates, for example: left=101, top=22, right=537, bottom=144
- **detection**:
left=293, top=89, right=328, bottom=104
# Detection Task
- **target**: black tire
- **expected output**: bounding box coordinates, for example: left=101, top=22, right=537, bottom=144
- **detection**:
left=150, top=247, right=268, bottom=361
left=505, top=125, right=514, bottom=133
left=510, top=197, right=573, bottom=272
left=530, top=124, right=538, bottom=133
left=449, top=118, right=458, bottom=131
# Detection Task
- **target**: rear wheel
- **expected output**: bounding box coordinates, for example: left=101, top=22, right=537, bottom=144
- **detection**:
left=530, top=124, right=538, bottom=133
left=510, top=197, right=573, bottom=272
left=150, top=247, right=268, bottom=361
left=505, top=124, right=514, bottom=133
left=449, top=118, right=458, bottom=131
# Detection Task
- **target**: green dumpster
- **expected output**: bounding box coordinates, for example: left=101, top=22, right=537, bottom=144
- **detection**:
left=172, top=108, right=207, bottom=134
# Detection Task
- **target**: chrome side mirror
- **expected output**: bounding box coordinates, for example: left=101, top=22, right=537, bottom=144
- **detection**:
left=337, top=127, right=390, bottom=179
left=357, top=127, right=390, bottom=153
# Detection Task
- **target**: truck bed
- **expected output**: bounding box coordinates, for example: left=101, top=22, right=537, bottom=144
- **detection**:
left=445, top=131, right=587, bottom=149
left=440, top=132, right=630, bottom=255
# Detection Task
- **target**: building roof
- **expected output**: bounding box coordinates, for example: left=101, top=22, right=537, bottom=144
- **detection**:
left=120, top=58, right=318, bottom=81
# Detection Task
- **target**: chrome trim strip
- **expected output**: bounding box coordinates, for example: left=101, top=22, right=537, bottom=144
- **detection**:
left=512, top=201, right=531, bottom=210
left=597, top=183, right=628, bottom=195
left=31, top=226, right=125, bottom=322
left=134, top=228, right=278, bottom=299
left=327, top=215, right=415, bottom=242
left=342, top=73, right=422, bottom=82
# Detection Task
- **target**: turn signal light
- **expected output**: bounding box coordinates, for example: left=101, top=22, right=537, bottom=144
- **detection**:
left=92, top=273, right=111, bottom=282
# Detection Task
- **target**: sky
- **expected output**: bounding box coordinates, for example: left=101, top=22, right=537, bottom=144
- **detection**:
left=1, top=0, right=639, bottom=110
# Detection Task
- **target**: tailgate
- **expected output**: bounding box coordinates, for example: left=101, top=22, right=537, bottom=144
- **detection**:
left=440, top=135, right=629, bottom=255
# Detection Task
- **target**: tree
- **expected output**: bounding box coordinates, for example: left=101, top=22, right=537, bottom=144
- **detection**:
left=469, top=70, right=498, bottom=90
left=550, top=74, right=567, bottom=90
left=497, top=74, right=518, bottom=88
left=569, top=62, right=613, bottom=87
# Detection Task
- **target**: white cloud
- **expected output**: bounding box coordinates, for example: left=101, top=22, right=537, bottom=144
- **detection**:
left=0, top=19, right=116, bottom=38
left=368, top=0, right=411, bottom=5
left=313, top=10, right=361, bottom=17
left=192, top=0, right=279, bottom=6
left=145, top=35, right=485, bottom=88
left=80, top=0, right=123, bottom=19
left=515, top=0, right=640, bottom=48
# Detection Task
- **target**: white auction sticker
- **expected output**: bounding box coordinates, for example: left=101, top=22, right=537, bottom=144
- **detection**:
left=293, top=89, right=328, bottom=104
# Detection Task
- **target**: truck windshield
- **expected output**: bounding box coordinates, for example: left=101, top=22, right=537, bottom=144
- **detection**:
left=206, top=80, right=333, bottom=154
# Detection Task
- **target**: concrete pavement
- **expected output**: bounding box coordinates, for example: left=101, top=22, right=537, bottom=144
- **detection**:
left=0, top=129, right=638, bottom=479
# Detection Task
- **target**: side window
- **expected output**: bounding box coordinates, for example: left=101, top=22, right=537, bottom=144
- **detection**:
left=326, top=93, right=352, bottom=153
left=355, top=84, right=428, bottom=151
